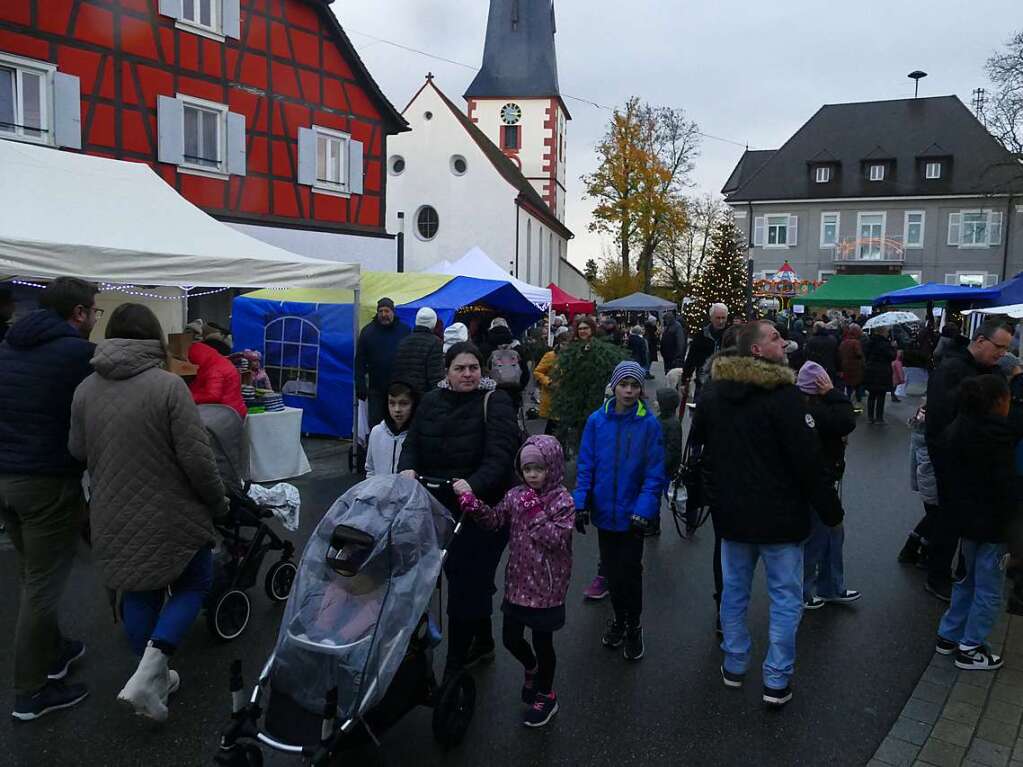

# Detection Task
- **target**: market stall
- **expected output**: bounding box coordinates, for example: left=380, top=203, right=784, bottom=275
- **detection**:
left=424, top=246, right=552, bottom=310
left=793, top=274, right=918, bottom=312
left=548, top=282, right=596, bottom=318
left=597, top=292, right=676, bottom=313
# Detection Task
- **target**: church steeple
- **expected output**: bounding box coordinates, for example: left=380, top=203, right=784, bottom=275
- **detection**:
left=464, top=0, right=562, bottom=105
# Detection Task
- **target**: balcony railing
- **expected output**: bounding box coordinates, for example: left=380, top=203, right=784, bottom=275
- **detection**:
left=830, top=235, right=905, bottom=263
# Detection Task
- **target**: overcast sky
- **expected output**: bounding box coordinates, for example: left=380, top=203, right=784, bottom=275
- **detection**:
left=334, top=1, right=1020, bottom=269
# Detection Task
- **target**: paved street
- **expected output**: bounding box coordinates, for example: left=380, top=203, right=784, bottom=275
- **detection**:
left=0, top=392, right=951, bottom=766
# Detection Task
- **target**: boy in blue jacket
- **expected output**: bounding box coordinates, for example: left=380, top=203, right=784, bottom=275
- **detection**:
left=574, top=360, right=666, bottom=661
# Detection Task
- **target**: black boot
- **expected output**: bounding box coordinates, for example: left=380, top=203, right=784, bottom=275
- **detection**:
left=623, top=620, right=645, bottom=661
left=897, top=535, right=921, bottom=565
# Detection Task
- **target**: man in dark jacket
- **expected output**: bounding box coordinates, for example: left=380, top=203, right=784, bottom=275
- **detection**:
left=659, top=310, right=688, bottom=372
left=689, top=320, right=842, bottom=708
left=391, top=306, right=444, bottom=396
left=355, top=297, right=411, bottom=430
left=0, top=277, right=98, bottom=721
left=682, top=302, right=728, bottom=393
left=923, top=320, right=1012, bottom=601
left=804, top=322, right=842, bottom=384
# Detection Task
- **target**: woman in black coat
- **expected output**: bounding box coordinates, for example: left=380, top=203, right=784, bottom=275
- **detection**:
left=399, top=341, right=519, bottom=679
left=863, top=327, right=897, bottom=424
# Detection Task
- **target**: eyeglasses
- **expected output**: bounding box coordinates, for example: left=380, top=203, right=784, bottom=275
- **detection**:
left=981, top=335, right=1009, bottom=352
left=90, top=306, right=105, bottom=318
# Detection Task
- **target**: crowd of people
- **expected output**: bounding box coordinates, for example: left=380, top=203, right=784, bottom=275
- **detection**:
left=2, top=276, right=1021, bottom=734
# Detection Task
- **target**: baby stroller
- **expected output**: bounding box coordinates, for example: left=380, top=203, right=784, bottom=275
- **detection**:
left=200, top=405, right=298, bottom=642
left=214, top=475, right=474, bottom=766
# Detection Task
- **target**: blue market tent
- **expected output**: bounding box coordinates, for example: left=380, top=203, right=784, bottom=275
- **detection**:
left=232, top=274, right=545, bottom=438
left=597, top=292, right=676, bottom=312
left=875, top=273, right=1023, bottom=308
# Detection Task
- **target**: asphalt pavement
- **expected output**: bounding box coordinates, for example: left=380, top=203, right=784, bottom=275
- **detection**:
left=0, top=386, right=947, bottom=767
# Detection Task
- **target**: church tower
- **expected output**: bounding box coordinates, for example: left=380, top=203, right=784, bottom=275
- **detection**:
left=465, top=0, right=570, bottom=223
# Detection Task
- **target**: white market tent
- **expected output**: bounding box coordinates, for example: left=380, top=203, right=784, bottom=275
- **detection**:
left=0, top=140, right=359, bottom=290
left=424, top=246, right=551, bottom=310
left=963, top=303, right=1023, bottom=319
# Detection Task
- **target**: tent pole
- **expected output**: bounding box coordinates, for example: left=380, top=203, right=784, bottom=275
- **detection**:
left=181, top=288, right=188, bottom=332
left=352, top=287, right=360, bottom=450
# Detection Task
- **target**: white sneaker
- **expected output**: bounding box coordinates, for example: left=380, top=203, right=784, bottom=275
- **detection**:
left=117, top=643, right=170, bottom=721
left=955, top=645, right=1003, bottom=671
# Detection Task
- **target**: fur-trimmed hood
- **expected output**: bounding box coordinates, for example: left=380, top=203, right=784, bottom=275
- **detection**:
left=710, top=355, right=795, bottom=402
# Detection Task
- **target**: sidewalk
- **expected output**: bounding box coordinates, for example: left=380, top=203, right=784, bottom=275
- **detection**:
left=871, top=612, right=1023, bottom=767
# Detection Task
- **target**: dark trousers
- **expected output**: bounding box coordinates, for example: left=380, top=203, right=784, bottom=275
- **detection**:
left=0, top=474, right=84, bottom=693
left=713, top=527, right=724, bottom=604
left=443, top=517, right=506, bottom=670
left=867, top=390, right=887, bottom=421
left=597, top=529, right=644, bottom=625
left=924, top=503, right=957, bottom=587
left=502, top=617, right=556, bottom=694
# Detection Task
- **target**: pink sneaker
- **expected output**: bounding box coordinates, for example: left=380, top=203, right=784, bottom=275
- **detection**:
left=583, top=575, right=609, bottom=600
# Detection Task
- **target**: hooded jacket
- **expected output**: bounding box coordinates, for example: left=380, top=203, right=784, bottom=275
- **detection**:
left=187, top=341, right=247, bottom=419
left=391, top=326, right=445, bottom=396
left=656, top=387, right=683, bottom=477
left=0, top=309, right=95, bottom=475
left=459, top=435, right=574, bottom=609
left=355, top=315, right=411, bottom=399
left=803, top=389, right=856, bottom=482
left=805, top=331, right=841, bottom=379
left=532, top=349, right=559, bottom=419
left=365, top=390, right=416, bottom=476
left=660, top=316, right=688, bottom=368
left=68, top=339, right=225, bottom=591
left=689, top=355, right=843, bottom=544
left=572, top=397, right=666, bottom=531
left=925, top=338, right=992, bottom=449
left=862, top=333, right=897, bottom=392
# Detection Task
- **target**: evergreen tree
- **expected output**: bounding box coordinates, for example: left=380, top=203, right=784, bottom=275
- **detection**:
left=550, top=338, right=627, bottom=444
left=682, top=217, right=748, bottom=331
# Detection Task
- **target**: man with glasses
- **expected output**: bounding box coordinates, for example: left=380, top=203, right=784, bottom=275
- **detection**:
left=0, top=277, right=99, bottom=721
left=923, top=320, right=1013, bottom=602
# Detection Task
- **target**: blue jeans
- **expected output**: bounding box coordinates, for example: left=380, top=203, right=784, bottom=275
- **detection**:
left=720, top=540, right=803, bottom=690
left=938, top=540, right=1006, bottom=649
left=803, top=515, right=846, bottom=600
left=121, top=548, right=213, bottom=656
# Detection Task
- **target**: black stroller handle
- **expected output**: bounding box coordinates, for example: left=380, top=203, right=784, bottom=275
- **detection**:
left=417, top=475, right=452, bottom=490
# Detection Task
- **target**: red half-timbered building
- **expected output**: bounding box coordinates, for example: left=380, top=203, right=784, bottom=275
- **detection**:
left=0, top=0, right=407, bottom=263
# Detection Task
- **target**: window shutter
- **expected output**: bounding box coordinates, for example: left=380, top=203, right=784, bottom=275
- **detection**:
left=225, top=112, right=246, bottom=176
left=985, top=273, right=1000, bottom=287
left=222, top=0, right=241, bottom=39
left=944, top=273, right=957, bottom=285
left=947, top=213, right=961, bottom=246
left=348, top=138, right=364, bottom=195
left=989, top=211, right=1004, bottom=245
left=52, top=72, right=81, bottom=150
left=297, top=127, right=316, bottom=186
left=788, top=215, right=798, bottom=246
left=158, top=0, right=183, bottom=19
left=753, top=216, right=765, bottom=246
left=157, top=95, right=184, bottom=166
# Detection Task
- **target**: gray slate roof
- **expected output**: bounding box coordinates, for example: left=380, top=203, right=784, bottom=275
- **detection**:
left=465, top=0, right=567, bottom=115
left=722, top=96, right=1022, bottom=202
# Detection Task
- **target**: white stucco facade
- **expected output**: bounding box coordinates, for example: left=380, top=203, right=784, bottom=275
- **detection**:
left=386, top=80, right=570, bottom=285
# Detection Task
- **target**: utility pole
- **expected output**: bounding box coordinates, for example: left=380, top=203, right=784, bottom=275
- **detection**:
left=972, top=88, right=988, bottom=125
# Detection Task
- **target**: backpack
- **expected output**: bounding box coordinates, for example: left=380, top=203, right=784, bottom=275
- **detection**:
left=489, top=347, right=522, bottom=389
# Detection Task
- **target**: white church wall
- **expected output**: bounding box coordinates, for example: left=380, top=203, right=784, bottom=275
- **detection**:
left=472, top=97, right=554, bottom=210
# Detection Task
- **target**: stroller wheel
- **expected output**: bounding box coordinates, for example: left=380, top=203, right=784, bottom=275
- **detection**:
left=431, top=670, right=475, bottom=749
left=207, top=589, right=251, bottom=641
left=264, top=560, right=297, bottom=603
left=241, top=744, right=263, bottom=767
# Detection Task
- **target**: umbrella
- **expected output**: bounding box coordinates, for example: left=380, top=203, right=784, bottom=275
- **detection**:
left=863, top=311, right=921, bottom=330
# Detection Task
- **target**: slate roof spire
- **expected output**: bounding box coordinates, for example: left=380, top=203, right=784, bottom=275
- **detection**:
left=465, top=0, right=562, bottom=103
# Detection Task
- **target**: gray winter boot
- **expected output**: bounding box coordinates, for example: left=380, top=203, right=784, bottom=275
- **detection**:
left=117, top=643, right=170, bottom=722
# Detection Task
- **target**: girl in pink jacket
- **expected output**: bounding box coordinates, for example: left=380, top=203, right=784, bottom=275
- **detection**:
left=453, top=434, right=574, bottom=729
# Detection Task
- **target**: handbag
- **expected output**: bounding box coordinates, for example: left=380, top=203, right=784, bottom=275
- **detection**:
left=672, top=431, right=712, bottom=538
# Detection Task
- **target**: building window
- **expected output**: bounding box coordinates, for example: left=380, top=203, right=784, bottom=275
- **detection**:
left=904, top=270, right=923, bottom=284
left=525, top=218, right=532, bottom=282
left=315, top=127, right=348, bottom=191
left=868, top=164, right=885, bottom=182
left=182, top=0, right=218, bottom=31
left=962, top=211, right=988, bottom=246
left=264, top=316, right=320, bottom=398
left=818, top=270, right=836, bottom=282
left=815, top=166, right=831, bottom=184
left=766, top=214, right=789, bottom=246
left=904, top=211, right=925, bottom=248
left=820, top=212, right=839, bottom=247
left=450, top=155, right=467, bottom=176
left=161, top=0, right=240, bottom=40
left=948, top=210, right=1003, bottom=247
left=925, top=162, right=942, bottom=180
left=0, top=54, right=54, bottom=144
left=182, top=98, right=227, bottom=172
left=416, top=205, right=439, bottom=240
left=502, top=125, right=520, bottom=150
left=389, top=155, right=405, bottom=175
left=857, top=212, right=885, bottom=260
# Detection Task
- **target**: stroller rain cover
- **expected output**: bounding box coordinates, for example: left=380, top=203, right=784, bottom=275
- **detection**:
left=269, top=475, right=453, bottom=721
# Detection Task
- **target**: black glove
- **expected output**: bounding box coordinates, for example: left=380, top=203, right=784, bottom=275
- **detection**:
left=574, top=509, right=589, bottom=534
left=629, top=514, right=650, bottom=537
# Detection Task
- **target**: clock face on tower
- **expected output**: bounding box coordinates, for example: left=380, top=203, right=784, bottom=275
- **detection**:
left=500, top=103, right=522, bottom=125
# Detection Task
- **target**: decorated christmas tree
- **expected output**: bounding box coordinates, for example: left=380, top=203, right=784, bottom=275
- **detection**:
left=682, top=217, right=748, bottom=331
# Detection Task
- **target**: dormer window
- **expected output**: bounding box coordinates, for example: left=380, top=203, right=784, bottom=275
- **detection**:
left=868, top=164, right=885, bottom=182
left=925, top=161, right=942, bottom=180
left=815, top=166, right=831, bottom=184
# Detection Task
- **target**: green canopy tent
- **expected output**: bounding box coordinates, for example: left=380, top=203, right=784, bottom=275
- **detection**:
left=793, top=274, right=919, bottom=310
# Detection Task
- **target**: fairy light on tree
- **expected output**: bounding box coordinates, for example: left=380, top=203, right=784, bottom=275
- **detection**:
left=682, top=217, right=747, bottom=331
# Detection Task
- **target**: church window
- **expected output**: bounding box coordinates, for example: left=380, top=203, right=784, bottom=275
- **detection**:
left=389, top=155, right=405, bottom=175
left=416, top=205, right=439, bottom=241
left=450, top=155, right=467, bottom=176
left=502, top=125, right=520, bottom=150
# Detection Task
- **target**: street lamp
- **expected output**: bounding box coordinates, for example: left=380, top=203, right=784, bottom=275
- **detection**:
left=908, top=70, right=928, bottom=99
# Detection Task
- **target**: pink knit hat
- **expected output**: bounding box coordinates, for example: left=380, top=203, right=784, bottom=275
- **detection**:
left=519, top=443, right=545, bottom=469
left=796, top=361, right=827, bottom=394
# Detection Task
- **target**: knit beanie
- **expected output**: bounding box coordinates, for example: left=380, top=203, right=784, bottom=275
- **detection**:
left=443, top=322, right=469, bottom=352
left=377, top=297, right=395, bottom=310
left=797, top=360, right=827, bottom=394
left=415, top=307, right=437, bottom=329
left=519, top=444, right=545, bottom=469
left=608, top=360, right=646, bottom=392
left=490, top=317, right=509, bottom=330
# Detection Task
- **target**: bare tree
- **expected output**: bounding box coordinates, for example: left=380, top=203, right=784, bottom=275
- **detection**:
left=986, top=31, right=1023, bottom=154
left=653, top=195, right=727, bottom=301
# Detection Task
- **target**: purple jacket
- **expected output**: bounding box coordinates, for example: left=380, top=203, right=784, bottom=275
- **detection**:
left=459, top=435, right=574, bottom=610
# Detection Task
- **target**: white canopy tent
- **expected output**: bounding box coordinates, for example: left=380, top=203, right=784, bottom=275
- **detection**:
left=0, top=140, right=359, bottom=290
left=424, top=246, right=551, bottom=310
left=963, top=304, right=1023, bottom=319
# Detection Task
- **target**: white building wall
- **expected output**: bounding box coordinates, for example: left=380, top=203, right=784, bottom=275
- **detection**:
left=472, top=97, right=555, bottom=213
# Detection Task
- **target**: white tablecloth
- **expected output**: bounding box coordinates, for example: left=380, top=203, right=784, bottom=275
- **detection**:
left=245, top=407, right=311, bottom=483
